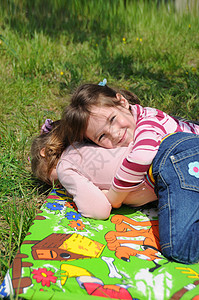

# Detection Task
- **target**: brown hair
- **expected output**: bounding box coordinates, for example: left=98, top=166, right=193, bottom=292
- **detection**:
left=62, top=83, right=140, bottom=144
left=31, top=121, right=69, bottom=185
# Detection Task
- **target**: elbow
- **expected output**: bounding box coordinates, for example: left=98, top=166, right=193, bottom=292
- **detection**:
left=95, top=209, right=111, bottom=220
left=96, top=202, right=112, bottom=220
left=80, top=204, right=112, bottom=220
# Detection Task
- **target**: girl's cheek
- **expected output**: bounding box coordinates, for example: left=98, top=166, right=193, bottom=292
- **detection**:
left=103, top=140, right=114, bottom=149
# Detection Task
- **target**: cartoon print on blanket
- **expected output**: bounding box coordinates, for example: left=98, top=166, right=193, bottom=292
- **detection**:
left=105, top=214, right=168, bottom=273
left=0, top=188, right=199, bottom=300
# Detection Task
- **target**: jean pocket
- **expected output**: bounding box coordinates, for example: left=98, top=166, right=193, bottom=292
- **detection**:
left=170, top=146, right=199, bottom=192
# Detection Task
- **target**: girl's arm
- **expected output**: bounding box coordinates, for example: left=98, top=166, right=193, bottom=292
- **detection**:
left=57, top=164, right=112, bottom=220
left=104, top=188, right=129, bottom=208
left=111, top=119, right=165, bottom=206
left=105, top=181, right=157, bottom=208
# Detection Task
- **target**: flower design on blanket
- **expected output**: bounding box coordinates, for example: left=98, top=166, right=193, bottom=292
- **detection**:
left=69, top=220, right=85, bottom=230
left=32, top=268, right=57, bottom=287
left=65, top=201, right=78, bottom=211
left=46, top=202, right=64, bottom=211
left=65, top=211, right=81, bottom=221
left=188, top=161, right=199, bottom=178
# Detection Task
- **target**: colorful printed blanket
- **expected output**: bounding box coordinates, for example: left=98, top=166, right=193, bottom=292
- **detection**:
left=0, top=188, right=199, bottom=300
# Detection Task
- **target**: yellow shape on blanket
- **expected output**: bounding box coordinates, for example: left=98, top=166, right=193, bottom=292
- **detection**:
left=176, top=267, right=199, bottom=278
left=60, top=264, right=92, bottom=285
left=59, top=233, right=105, bottom=258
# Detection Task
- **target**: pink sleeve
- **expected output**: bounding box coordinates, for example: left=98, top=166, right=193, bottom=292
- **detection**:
left=57, top=161, right=112, bottom=219
left=112, top=114, right=168, bottom=191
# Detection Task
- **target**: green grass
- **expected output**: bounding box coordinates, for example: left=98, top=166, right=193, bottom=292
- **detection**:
left=0, top=0, right=199, bottom=283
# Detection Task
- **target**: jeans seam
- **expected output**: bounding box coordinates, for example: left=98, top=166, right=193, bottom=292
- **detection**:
left=161, top=243, right=170, bottom=250
left=172, top=151, right=199, bottom=163
left=159, top=173, right=172, bottom=254
left=159, top=203, right=168, bottom=210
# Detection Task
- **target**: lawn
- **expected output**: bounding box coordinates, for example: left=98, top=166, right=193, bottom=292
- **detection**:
left=0, top=0, right=198, bottom=283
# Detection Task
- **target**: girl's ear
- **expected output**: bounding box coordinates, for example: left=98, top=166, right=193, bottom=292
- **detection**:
left=40, top=147, right=46, bottom=157
left=116, top=93, right=129, bottom=109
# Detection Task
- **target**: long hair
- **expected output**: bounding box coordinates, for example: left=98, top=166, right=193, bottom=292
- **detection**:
left=31, top=121, right=69, bottom=184
left=62, top=83, right=140, bottom=144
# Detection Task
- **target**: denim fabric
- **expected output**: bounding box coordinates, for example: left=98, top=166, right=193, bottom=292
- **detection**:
left=152, top=132, right=199, bottom=264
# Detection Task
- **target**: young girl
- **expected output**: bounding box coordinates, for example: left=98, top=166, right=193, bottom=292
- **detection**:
left=31, top=119, right=157, bottom=219
left=62, top=82, right=199, bottom=264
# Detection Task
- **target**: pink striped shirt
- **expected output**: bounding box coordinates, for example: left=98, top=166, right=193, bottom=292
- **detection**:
left=112, top=104, right=199, bottom=191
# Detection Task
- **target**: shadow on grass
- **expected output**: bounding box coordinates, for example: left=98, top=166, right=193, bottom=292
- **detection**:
left=56, top=45, right=199, bottom=119
left=96, top=50, right=199, bottom=112
left=0, top=0, right=175, bottom=42
left=0, top=0, right=126, bottom=41
left=30, top=176, right=53, bottom=197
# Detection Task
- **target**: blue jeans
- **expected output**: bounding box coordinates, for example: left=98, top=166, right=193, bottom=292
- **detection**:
left=152, top=132, right=199, bottom=264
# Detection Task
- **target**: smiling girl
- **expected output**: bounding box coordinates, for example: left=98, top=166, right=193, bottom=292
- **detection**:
left=62, top=82, right=199, bottom=264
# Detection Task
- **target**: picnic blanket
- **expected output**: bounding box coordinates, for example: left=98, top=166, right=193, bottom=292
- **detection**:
left=0, top=188, right=199, bottom=300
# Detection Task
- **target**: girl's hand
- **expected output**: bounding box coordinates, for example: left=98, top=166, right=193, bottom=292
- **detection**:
left=105, top=188, right=129, bottom=208
left=102, top=190, right=108, bottom=195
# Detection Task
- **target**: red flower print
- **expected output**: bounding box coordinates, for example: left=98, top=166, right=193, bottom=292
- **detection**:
left=32, top=268, right=57, bottom=287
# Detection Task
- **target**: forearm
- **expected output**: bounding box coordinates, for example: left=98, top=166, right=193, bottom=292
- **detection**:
left=105, top=187, right=130, bottom=208
left=58, top=169, right=111, bottom=219
left=105, top=181, right=157, bottom=208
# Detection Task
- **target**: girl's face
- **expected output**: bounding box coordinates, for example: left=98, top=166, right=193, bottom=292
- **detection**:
left=86, top=95, right=136, bottom=148
left=49, top=168, right=58, bottom=183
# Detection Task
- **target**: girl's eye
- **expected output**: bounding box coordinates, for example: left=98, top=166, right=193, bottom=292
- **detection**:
left=99, top=133, right=105, bottom=142
left=110, top=116, right=116, bottom=123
